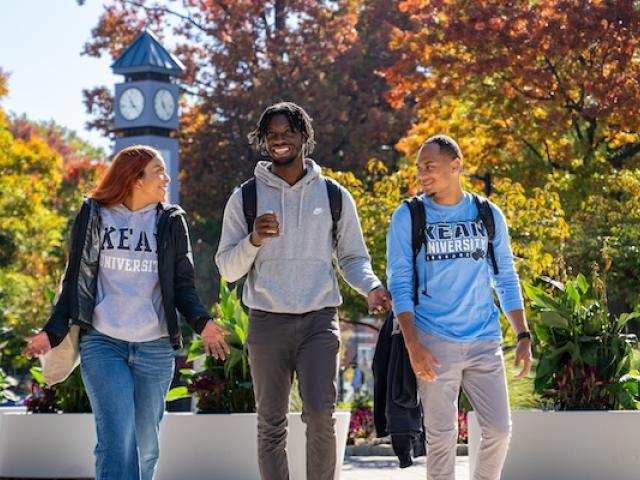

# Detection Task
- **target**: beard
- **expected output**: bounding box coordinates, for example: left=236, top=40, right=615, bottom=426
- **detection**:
left=270, top=153, right=299, bottom=166
left=268, top=144, right=303, bottom=167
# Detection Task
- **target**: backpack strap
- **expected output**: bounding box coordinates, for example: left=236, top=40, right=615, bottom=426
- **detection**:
left=324, top=178, right=342, bottom=245
left=403, top=197, right=426, bottom=305
left=241, top=177, right=257, bottom=233
left=473, top=194, right=499, bottom=275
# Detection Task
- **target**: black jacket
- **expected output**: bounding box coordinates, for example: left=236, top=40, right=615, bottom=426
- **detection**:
left=43, top=198, right=210, bottom=349
left=373, top=312, right=425, bottom=467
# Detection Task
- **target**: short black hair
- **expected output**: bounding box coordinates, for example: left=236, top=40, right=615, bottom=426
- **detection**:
left=421, top=135, right=463, bottom=160
left=247, top=101, right=316, bottom=155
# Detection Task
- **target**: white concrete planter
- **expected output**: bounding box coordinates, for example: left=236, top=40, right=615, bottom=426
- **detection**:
left=0, top=412, right=95, bottom=478
left=0, top=410, right=350, bottom=479
left=469, top=410, right=640, bottom=480
left=157, top=411, right=350, bottom=480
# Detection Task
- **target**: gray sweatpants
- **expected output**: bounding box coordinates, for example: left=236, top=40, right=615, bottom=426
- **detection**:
left=247, top=307, right=340, bottom=480
left=416, top=330, right=511, bottom=480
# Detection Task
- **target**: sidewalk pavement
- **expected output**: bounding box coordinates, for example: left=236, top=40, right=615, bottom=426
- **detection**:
left=341, top=456, right=470, bottom=480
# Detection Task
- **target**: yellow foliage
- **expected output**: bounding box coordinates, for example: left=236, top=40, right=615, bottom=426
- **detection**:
left=0, top=104, right=66, bottom=334
left=608, top=132, right=638, bottom=149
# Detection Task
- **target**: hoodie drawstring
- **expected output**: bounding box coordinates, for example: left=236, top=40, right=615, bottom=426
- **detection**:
left=298, top=183, right=307, bottom=229
left=280, top=187, right=286, bottom=235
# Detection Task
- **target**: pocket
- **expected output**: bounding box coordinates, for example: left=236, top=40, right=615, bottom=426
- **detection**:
left=92, top=294, right=161, bottom=336
left=253, top=259, right=334, bottom=303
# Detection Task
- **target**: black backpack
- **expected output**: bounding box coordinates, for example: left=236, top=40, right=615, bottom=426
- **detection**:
left=403, top=194, right=498, bottom=304
left=240, top=177, right=343, bottom=244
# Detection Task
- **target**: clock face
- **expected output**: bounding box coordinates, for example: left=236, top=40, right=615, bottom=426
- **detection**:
left=119, top=88, right=144, bottom=121
left=154, top=89, right=175, bottom=121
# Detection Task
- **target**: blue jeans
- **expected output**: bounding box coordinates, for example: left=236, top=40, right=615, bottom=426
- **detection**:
left=80, top=330, right=175, bottom=480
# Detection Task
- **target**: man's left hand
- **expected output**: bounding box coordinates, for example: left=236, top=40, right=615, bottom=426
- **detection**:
left=367, top=287, right=392, bottom=315
left=513, top=338, right=532, bottom=380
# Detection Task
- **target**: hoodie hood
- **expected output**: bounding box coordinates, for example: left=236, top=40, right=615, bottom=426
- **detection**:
left=253, top=158, right=322, bottom=233
left=254, top=158, right=321, bottom=190
left=110, top=202, right=158, bottom=218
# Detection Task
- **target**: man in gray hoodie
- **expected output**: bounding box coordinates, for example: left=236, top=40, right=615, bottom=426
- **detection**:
left=216, top=102, right=390, bottom=480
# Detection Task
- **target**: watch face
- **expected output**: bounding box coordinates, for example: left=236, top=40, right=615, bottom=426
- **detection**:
left=119, top=87, right=144, bottom=121
left=154, top=88, right=175, bottom=121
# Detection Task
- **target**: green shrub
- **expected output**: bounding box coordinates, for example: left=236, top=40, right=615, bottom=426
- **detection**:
left=524, top=273, right=640, bottom=410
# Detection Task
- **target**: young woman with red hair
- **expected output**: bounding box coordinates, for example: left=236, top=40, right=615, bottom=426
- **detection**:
left=23, top=145, right=229, bottom=480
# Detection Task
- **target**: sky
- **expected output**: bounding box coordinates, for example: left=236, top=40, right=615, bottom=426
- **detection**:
left=0, top=0, right=117, bottom=151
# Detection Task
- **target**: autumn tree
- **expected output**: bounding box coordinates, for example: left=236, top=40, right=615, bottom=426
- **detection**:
left=386, top=0, right=640, bottom=312
left=81, top=0, right=413, bottom=241
left=9, top=117, right=107, bottom=219
left=0, top=73, right=66, bottom=334
left=0, top=68, right=108, bottom=337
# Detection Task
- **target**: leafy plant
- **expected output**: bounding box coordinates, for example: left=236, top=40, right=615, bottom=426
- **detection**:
left=0, top=333, right=19, bottom=404
left=348, top=407, right=374, bottom=445
left=0, top=367, right=18, bottom=404
left=24, top=368, right=58, bottom=413
left=25, top=367, right=91, bottom=413
left=168, top=280, right=254, bottom=413
left=345, top=389, right=375, bottom=445
left=524, top=273, right=640, bottom=410
left=53, top=369, right=91, bottom=413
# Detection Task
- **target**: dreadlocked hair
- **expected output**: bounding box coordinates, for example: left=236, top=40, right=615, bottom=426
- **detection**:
left=247, top=101, right=316, bottom=156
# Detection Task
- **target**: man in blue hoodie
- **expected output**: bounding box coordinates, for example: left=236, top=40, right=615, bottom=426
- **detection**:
left=216, top=102, right=390, bottom=480
left=387, top=135, right=532, bottom=480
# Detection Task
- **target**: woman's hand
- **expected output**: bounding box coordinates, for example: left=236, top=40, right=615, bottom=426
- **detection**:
left=22, top=332, right=52, bottom=358
left=201, top=320, right=230, bottom=360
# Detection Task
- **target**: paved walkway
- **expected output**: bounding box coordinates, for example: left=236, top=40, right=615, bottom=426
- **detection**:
left=341, top=456, right=470, bottom=480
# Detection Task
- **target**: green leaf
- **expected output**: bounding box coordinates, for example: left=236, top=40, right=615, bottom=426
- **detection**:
left=539, top=311, right=569, bottom=330
left=533, top=324, right=550, bottom=343
left=166, top=386, right=190, bottom=402
left=576, top=273, right=589, bottom=295
left=566, top=281, right=580, bottom=309
left=534, top=361, right=555, bottom=393
left=581, top=343, right=599, bottom=367
left=234, top=324, right=246, bottom=344
left=523, top=282, right=566, bottom=313
left=44, top=287, right=56, bottom=305
left=30, top=366, right=44, bottom=385
left=617, top=312, right=640, bottom=329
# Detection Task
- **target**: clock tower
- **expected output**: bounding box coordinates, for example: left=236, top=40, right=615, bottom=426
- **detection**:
left=112, top=30, right=185, bottom=203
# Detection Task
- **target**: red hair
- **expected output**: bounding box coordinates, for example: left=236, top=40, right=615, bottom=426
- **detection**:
left=89, top=145, right=160, bottom=207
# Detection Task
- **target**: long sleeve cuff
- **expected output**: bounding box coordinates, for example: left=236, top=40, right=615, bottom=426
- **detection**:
left=392, top=299, right=415, bottom=318
left=43, top=328, right=63, bottom=348
left=237, top=234, right=261, bottom=259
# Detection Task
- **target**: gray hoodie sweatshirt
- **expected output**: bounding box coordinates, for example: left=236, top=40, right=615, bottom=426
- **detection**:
left=92, top=203, right=168, bottom=341
left=215, top=159, right=381, bottom=314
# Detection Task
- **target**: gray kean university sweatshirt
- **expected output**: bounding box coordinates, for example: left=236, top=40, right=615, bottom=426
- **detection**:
left=215, top=159, right=381, bottom=314
left=92, top=203, right=169, bottom=342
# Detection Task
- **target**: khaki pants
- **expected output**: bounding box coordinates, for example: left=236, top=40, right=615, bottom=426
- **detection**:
left=247, top=307, right=340, bottom=480
left=416, top=330, right=511, bottom=480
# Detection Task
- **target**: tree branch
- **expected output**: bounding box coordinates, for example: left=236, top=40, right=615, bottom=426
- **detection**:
left=544, top=56, right=581, bottom=112
left=610, top=141, right=640, bottom=169
left=121, top=0, right=210, bottom=34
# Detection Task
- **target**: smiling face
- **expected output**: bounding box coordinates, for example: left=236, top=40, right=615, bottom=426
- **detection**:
left=416, top=143, right=461, bottom=198
left=264, top=114, right=305, bottom=166
left=135, top=156, right=170, bottom=204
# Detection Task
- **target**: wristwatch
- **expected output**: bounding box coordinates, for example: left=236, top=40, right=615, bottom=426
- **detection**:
left=517, top=331, right=532, bottom=342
